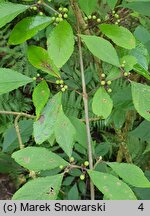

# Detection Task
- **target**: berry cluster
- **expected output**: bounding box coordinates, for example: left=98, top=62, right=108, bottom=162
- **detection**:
left=112, top=10, right=121, bottom=25
left=52, top=7, right=68, bottom=24
left=100, top=73, right=112, bottom=93
left=56, top=79, right=68, bottom=92
left=84, top=15, right=101, bottom=23
left=32, top=73, right=41, bottom=80
left=30, top=1, right=44, bottom=16
left=121, top=60, right=131, bottom=77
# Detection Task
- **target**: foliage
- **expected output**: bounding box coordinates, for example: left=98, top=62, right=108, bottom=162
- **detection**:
left=0, top=0, right=150, bottom=200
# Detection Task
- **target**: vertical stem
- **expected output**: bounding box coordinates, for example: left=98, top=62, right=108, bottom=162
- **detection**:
left=70, top=0, right=95, bottom=200
left=77, top=26, right=95, bottom=201
left=14, top=114, right=24, bottom=150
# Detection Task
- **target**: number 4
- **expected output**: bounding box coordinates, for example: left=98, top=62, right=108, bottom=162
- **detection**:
left=138, top=203, right=144, bottom=211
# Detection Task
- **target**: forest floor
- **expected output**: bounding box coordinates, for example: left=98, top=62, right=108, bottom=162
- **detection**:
left=0, top=174, right=15, bottom=200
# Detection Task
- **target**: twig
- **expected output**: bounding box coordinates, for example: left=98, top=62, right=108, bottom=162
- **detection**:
left=0, top=111, right=35, bottom=118
left=80, top=117, right=101, bottom=122
left=0, top=111, right=35, bottom=150
left=70, top=0, right=95, bottom=200
left=42, top=2, right=59, bottom=14
left=94, top=157, right=103, bottom=169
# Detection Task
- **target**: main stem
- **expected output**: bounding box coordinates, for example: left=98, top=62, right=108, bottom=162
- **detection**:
left=70, top=0, right=95, bottom=200
left=77, top=30, right=95, bottom=201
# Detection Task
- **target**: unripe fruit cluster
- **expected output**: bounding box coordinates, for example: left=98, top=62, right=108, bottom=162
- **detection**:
left=100, top=73, right=112, bottom=93
left=52, top=7, right=68, bottom=25
left=112, top=10, right=121, bottom=25
left=56, top=79, right=68, bottom=92
left=84, top=14, right=101, bottom=24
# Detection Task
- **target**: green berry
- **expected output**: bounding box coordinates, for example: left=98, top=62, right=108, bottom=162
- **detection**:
left=38, top=0, right=41, bottom=4
left=39, top=12, right=43, bottom=16
left=64, top=85, right=68, bottom=89
left=115, top=21, right=118, bottom=25
left=84, top=17, right=88, bottom=21
left=112, top=10, right=115, bottom=14
left=108, top=88, right=112, bottom=93
left=80, top=174, right=85, bottom=180
left=33, top=6, right=37, bottom=10
left=122, top=60, right=126, bottom=64
left=63, top=8, right=68, bottom=13
left=61, top=87, right=66, bottom=92
left=59, top=7, right=63, bottom=11
left=101, top=73, right=106, bottom=78
left=60, top=84, right=64, bottom=88
left=58, top=13, right=63, bottom=18
left=84, top=161, right=89, bottom=167
left=37, top=73, right=40, bottom=77
left=124, top=72, right=129, bottom=77
left=97, top=18, right=101, bottom=23
left=59, top=17, right=63, bottom=22
left=107, top=80, right=111, bottom=85
left=56, top=17, right=60, bottom=22
left=114, top=14, right=119, bottom=19
left=48, top=0, right=52, bottom=2
left=121, top=63, right=125, bottom=67
left=33, top=77, right=36, bottom=80
left=52, top=17, right=56, bottom=21
left=92, top=15, right=96, bottom=20
left=70, top=157, right=74, bottom=162
left=63, top=13, right=68, bottom=18
left=56, top=80, right=60, bottom=84
left=88, top=15, right=92, bottom=19
left=59, top=80, right=64, bottom=84
left=59, top=165, right=64, bottom=169
left=101, top=81, right=106, bottom=86
left=118, top=19, right=121, bottom=23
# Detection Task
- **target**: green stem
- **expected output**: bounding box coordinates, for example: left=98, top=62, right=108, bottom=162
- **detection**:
left=42, top=2, right=59, bottom=14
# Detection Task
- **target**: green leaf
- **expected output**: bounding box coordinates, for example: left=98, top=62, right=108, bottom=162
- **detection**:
left=69, top=117, right=87, bottom=149
left=0, top=152, right=21, bottom=174
left=130, top=120, right=150, bottom=142
left=130, top=42, right=149, bottom=70
left=54, top=108, right=76, bottom=157
left=88, top=170, right=137, bottom=200
left=28, top=45, right=60, bottom=77
left=134, top=25, right=150, bottom=45
left=107, top=0, right=118, bottom=9
left=0, top=68, right=32, bottom=95
left=122, top=2, right=150, bottom=16
left=47, top=20, right=74, bottom=68
left=68, top=184, right=79, bottom=200
left=33, top=92, right=62, bottom=144
left=12, top=147, right=69, bottom=172
left=2, top=120, right=33, bottom=153
left=106, top=67, right=121, bottom=81
left=100, top=24, right=136, bottom=50
left=131, top=82, right=150, bottom=121
left=133, top=64, right=150, bottom=80
left=107, top=162, right=150, bottom=188
left=81, top=35, right=120, bottom=67
left=9, top=16, right=52, bottom=45
left=0, top=2, right=29, bottom=28
left=121, top=55, right=137, bottom=72
left=78, top=0, right=97, bottom=15
left=92, top=87, right=113, bottom=119
left=32, top=80, right=50, bottom=119
left=12, top=174, right=63, bottom=200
